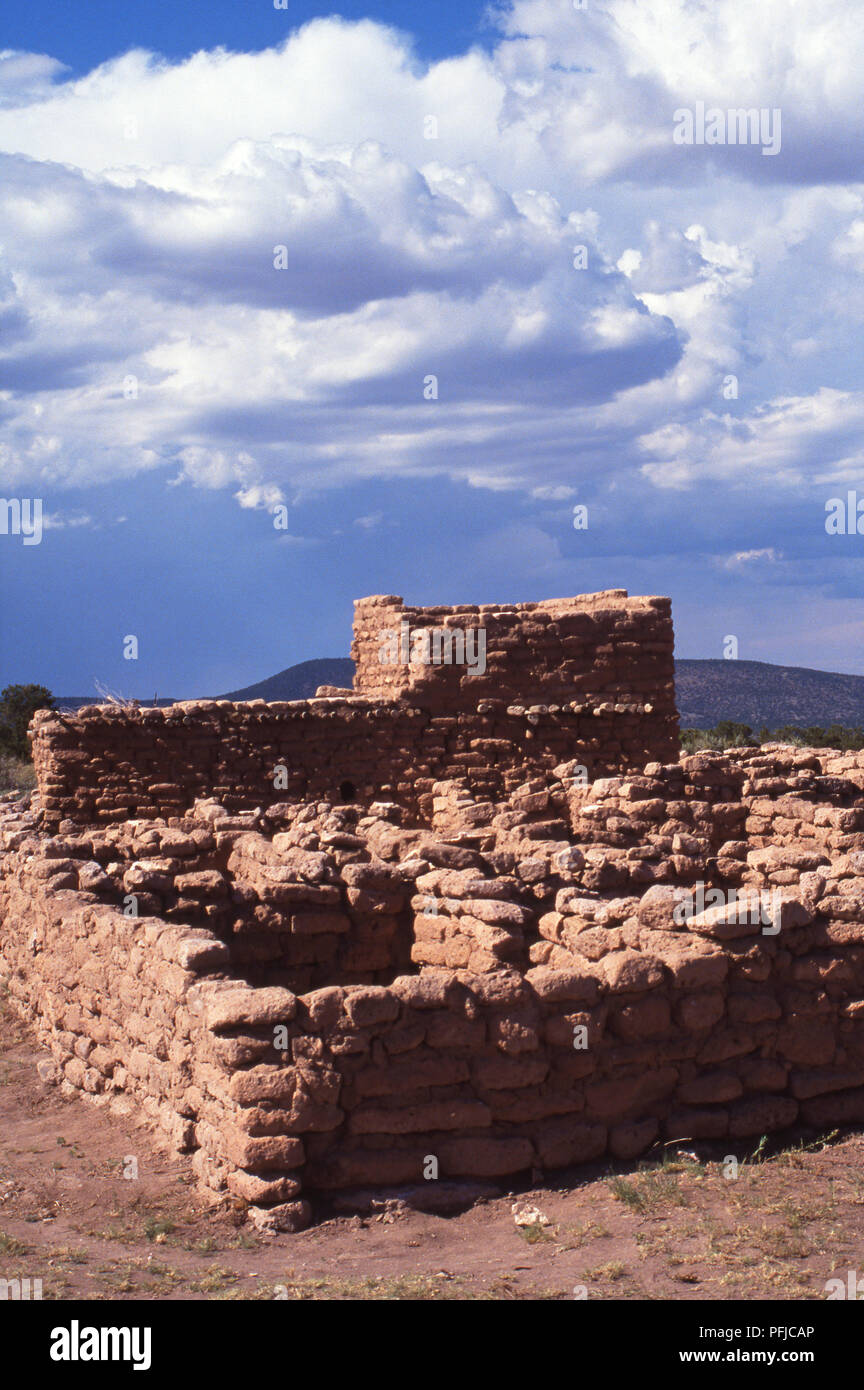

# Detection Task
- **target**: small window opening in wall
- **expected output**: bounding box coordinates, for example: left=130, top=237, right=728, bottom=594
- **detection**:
left=339, top=780, right=356, bottom=803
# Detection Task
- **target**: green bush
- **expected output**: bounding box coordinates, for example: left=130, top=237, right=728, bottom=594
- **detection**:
left=0, top=684, right=54, bottom=759
left=0, top=754, right=37, bottom=795
left=680, top=722, right=755, bottom=752
left=681, top=723, right=864, bottom=752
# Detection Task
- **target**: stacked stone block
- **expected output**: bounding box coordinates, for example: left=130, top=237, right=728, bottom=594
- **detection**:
left=6, top=592, right=864, bottom=1230
left=3, top=738, right=864, bottom=1229
left=30, top=590, right=679, bottom=829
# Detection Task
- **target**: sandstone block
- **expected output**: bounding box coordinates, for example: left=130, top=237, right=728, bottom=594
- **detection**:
left=727, top=1096, right=799, bottom=1137
left=533, top=1120, right=606, bottom=1168
left=349, top=1100, right=491, bottom=1135
left=204, top=987, right=297, bottom=1032
left=439, top=1137, right=533, bottom=1177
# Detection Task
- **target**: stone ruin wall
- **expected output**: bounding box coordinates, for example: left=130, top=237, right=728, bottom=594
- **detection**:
left=3, top=747, right=864, bottom=1232
left=4, top=593, right=864, bottom=1233
left=29, top=590, right=679, bottom=830
left=350, top=590, right=675, bottom=710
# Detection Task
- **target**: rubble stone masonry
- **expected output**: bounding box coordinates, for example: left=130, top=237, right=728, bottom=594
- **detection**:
left=29, top=591, right=679, bottom=828
left=2, top=594, right=863, bottom=1232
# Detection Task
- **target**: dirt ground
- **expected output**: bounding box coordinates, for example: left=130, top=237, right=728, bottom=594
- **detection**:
left=1, top=996, right=861, bottom=1302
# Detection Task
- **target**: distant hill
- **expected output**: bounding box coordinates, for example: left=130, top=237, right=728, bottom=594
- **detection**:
left=55, top=659, right=353, bottom=711
left=675, top=659, right=864, bottom=730
left=228, top=656, right=864, bottom=730
left=55, top=656, right=864, bottom=730
left=219, top=658, right=355, bottom=702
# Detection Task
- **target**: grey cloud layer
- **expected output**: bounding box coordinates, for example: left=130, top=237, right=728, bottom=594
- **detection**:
left=0, top=1, right=861, bottom=506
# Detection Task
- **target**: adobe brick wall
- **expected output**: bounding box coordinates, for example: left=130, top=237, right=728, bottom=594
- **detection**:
left=2, top=743, right=864, bottom=1231
left=351, top=590, right=675, bottom=710
left=9, top=592, right=863, bottom=1232
left=29, top=590, right=679, bottom=829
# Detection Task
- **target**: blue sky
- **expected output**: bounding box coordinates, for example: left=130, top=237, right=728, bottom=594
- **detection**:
left=0, top=0, right=494, bottom=73
left=1, top=0, right=863, bottom=698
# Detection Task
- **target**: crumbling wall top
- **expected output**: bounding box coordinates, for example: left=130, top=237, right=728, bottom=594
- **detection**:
left=351, top=590, right=676, bottom=711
